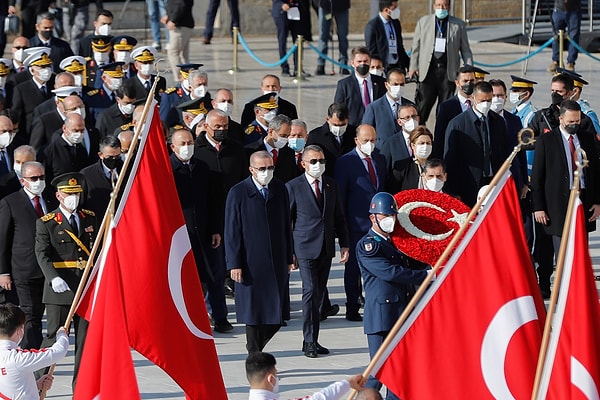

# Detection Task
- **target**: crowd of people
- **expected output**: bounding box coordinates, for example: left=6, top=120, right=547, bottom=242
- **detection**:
left=0, top=0, right=597, bottom=398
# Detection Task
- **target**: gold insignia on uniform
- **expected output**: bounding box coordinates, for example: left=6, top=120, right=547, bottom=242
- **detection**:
left=81, top=209, right=95, bottom=216
left=41, top=213, right=55, bottom=222
left=87, top=89, right=99, bottom=96
left=68, top=178, right=78, bottom=186
left=245, top=126, right=255, bottom=135
left=166, top=87, right=177, bottom=94
left=120, top=122, right=133, bottom=131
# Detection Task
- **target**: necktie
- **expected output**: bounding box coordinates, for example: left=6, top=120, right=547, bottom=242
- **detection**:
left=0, top=150, right=8, bottom=177
left=183, top=163, right=191, bottom=176
left=314, top=179, right=321, bottom=202
left=215, top=142, right=221, bottom=152
left=393, top=102, right=399, bottom=118
left=41, top=85, right=47, bottom=96
left=260, top=187, right=268, bottom=199
left=363, top=79, right=371, bottom=109
left=144, top=81, right=150, bottom=91
left=271, top=149, right=278, bottom=165
left=365, top=157, right=377, bottom=187
left=568, top=135, right=578, bottom=178
left=18, top=66, right=23, bottom=73
left=466, top=99, right=472, bottom=108
left=71, top=145, right=78, bottom=161
left=111, top=92, right=116, bottom=103
left=70, top=214, right=78, bottom=235
left=296, top=153, right=303, bottom=170
left=480, top=117, right=491, bottom=177
left=33, top=196, right=44, bottom=217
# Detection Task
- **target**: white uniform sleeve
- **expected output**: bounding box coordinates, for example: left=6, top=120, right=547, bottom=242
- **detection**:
left=308, top=379, right=351, bottom=400
left=15, top=331, right=69, bottom=373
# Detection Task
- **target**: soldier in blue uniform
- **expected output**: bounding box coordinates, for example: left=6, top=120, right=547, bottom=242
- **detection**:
left=244, top=93, right=279, bottom=145
left=160, top=63, right=204, bottom=128
left=85, top=35, right=113, bottom=89
left=176, top=95, right=212, bottom=136
left=110, top=35, right=138, bottom=80
left=356, top=192, right=431, bottom=400
left=84, top=62, right=125, bottom=122
left=556, top=67, right=600, bottom=136
left=509, top=76, right=538, bottom=176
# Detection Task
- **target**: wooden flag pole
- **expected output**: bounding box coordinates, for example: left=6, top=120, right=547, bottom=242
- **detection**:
left=347, top=129, right=534, bottom=399
left=39, top=60, right=168, bottom=400
left=530, top=149, right=587, bottom=400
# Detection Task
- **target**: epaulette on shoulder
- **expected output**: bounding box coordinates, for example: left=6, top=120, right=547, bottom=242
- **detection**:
left=81, top=209, right=95, bottom=216
left=87, top=89, right=99, bottom=96
left=245, top=125, right=255, bottom=135
left=165, top=87, right=177, bottom=94
left=41, top=213, right=55, bottom=222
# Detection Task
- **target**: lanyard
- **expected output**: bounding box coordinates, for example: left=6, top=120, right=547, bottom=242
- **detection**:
left=435, top=19, right=446, bottom=37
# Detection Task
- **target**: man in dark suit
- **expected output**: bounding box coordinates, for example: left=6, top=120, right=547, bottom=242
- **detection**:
left=169, top=129, right=232, bottom=333
left=124, top=46, right=166, bottom=102
left=29, top=12, right=74, bottom=72
left=4, top=36, right=31, bottom=108
left=240, top=74, right=298, bottom=127
left=245, top=114, right=299, bottom=184
left=531, top=100, right=600, bottom=252
left=335, top=124, right=386, bottom=321
left=0, top=115, right=16, bottom=182
left=0, top=161, right=57, bottom=349
left=35, top=172, right=96, bottom=385
left=211, top=88, right=244, bottom=145
left=225, top=150, right=293, bottom=353
left=286, top=145, right=349, bottom=358
left=334, top=46, right=387, bottom=127
left=0, top=144, right=36, bottom=200
left=444, top=81, right=511, bottom=207
left=306, top=103, right=356, bottom=178
left=95, top=80, right=137, bottom=139
left=9, top=47, right=54, bottom=145
left=79, top=135, right=122, bottom=217
left=44, top=113, right=95, bottom=183
left=364, top=0, right=410, bottom=72
left=362, top=68, right=414, bottom=145
left=431, top=66, right=475, bottom=159
left=31, top=71, right=77, bottom=125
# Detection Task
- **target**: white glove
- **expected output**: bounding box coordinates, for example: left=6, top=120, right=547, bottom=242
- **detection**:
left=51, top=277, right=71, bottom=293
left=427, top=268, right=437, bottom=282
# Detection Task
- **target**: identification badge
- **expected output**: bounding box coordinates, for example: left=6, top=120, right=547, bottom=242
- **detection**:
left=287, top=7, right=300, bottom=20
left=435, top=37, right=446, bottom=53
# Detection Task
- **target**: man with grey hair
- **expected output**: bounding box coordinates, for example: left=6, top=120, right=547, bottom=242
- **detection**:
left=288, top=119, right=308, bottom=172
left=32, top=71, right=76, bottom=120
left=245, top=114, right=299, bottom=183
left=188, top=69, right=211, bottom=102
left=0, top=161, right=57, bottom=348
left=225, top=150, right=293, bottom=353
left=0, top=144, right=36, bottom=200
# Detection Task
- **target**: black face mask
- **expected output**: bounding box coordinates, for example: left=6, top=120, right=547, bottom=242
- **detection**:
left=461, top=82, right=474, bottom=96
left=551, top=92, right=565, bottom=106
left=40, top=30, right=52, bottom=40
left=213, top=129, right=228, bottom=142
left=103, top=156, right=123, bottom=170
left=355, top=64, right=370, bottom=76
left=565, top=123, right=579, bottom=135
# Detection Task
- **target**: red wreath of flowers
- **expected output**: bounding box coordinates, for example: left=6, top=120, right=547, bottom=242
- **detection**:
left=391, top=190, right=471, bottom=265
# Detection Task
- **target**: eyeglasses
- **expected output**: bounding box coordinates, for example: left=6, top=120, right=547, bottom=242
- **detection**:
left=23, top=175, right=45, bottom=182
left=251, top=166, right=275, bottom=172
left=306, top=158, right=326, bottom=165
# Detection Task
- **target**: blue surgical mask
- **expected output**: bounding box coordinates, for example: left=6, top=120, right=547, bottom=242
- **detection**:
left=287, top=137, right=305, bottom=152
left=435, top=8, right=449, bottom=19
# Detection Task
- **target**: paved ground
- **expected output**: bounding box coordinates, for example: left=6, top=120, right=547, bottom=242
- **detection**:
left=43, top=33, right=600, bottom=399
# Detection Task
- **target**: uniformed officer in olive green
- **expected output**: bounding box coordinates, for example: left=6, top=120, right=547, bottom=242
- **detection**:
left=35, top=172, right=97, bottom=387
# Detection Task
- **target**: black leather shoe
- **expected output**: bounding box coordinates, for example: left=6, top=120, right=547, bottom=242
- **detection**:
left=320, top=304, right=340, bottom=321
left=315, top=342, right=330, bottom=355
left=346, top=311, right=363, bottom=322
left=304, top=342, right=318, bottom=358
left=315, top=65, right=325, bottom=75
left=213, top=319, right=234, bottom=333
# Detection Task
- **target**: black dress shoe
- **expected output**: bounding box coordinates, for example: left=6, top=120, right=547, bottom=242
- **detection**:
left=315, top=343, right=330, bottom=355
left=304, top=342, right=318, bottom=358
left=315, top=65, right=325, bottom=75
left=213, top=319, right=234, bottom=333
left=346, top=311, right=363, bottom=322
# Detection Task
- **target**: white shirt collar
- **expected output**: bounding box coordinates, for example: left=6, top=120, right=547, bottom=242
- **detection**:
left=248, top=389, right=279, bottom=400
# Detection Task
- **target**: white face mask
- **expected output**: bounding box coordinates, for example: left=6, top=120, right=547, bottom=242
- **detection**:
left=93, top=51, right=110, bottom=65
left=490, top=97, right=505, bottom=114
left=476, top=101, right=492, bottom=116
left=181, top=79, right=191, bottom=92
left=97, top=23, right=111, bottom=36
left=193, top=85, right=207, bottom=99
left=359, top=141, right=375, bottom=156
left=308, top=162, right=326, bottom=178
left=415, top=144, right=432, bottom=159
left=109, top=77, right=123, bottom=91
left=139, top=63, right=152, bottom=76
left=68, top=130, right=84, bottom=144
left=73, top=74, right=83, bottom=87
left=256, top=169, right=274, bottom=186
left=403, top=118, right=417, bottom=133
left=330, top=124, right=347, bottom=137
left=37, top=67, right=52, bottom=82
left=63, top=194, right=80, bottom=212
left=14, top=48, right=25, bottom=62
left=115, top=51, right=130, bottom=63
left=0, top=76, right=6, bottom=88
left=119, top=102, right=135, bottom=115
left=388, top=85, right=402, bottom=99
left=71, top=107, right=86, bottom=120
left=27, top=179, right=46, bottom=195
left=509, top=92, right=523, bottom=105
left=370, top=69, right=384, bottom=77
left=215, top=102, right=233, bottom=117
left=13, top=163, right=21, bottom=176
left=270, top=375, right=280, bottom=394
left=178, top=144, right=194, bottom=161
left=390, top=7, right=401, bottom=20
left=263, top=110, right=277, bottom=123
left=273, top=135, right=288, bottom=149
left=378, top=215, right=396, bottom=233
left=0, top=132, right=13, bottom=148
left=425, top=177, right=444, bottom=192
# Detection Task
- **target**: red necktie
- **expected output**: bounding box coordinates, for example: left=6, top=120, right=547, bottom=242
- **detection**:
left=363, top=79, right=371, bottom=109
left=365, top=157, right=377, bottom=187
left=33, top=196, right=44, bottom=217
left=568, top=135, right=578, bottom=178
left=215, top=142, right=221, bottom=152
left=296, top=153, right=303, bottom=170
left=314, top=179, right=321, bottom=202
left=466, top=99, right=472, bottom=108
left=271, top=149, right=278, bottom=165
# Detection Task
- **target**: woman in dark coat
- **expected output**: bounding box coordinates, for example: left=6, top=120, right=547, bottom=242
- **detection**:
left=387, top=126, right=433, bottom=193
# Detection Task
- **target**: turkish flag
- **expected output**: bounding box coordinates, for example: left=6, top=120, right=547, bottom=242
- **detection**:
left=537, top=197, right=600, bottom=400
left=370, top=171, right=547, bottom=399
left=74, top=228, right=140, bottom=400
left=76, top=104, right=226, bottom=399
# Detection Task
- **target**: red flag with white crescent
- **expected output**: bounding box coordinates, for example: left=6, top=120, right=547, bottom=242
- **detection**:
left=371, top=171, right=546, bottom=399
left=537, top=197, right=600, bottom=399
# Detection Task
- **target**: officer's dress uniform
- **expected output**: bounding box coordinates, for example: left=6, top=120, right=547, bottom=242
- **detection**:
left=244, top=120, right=268, bottom=145
left=356, top=229, right=429, bottom=399
left=35, top=200, right=97, bottom=385
left=160, top=85, right=190, bottom=128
